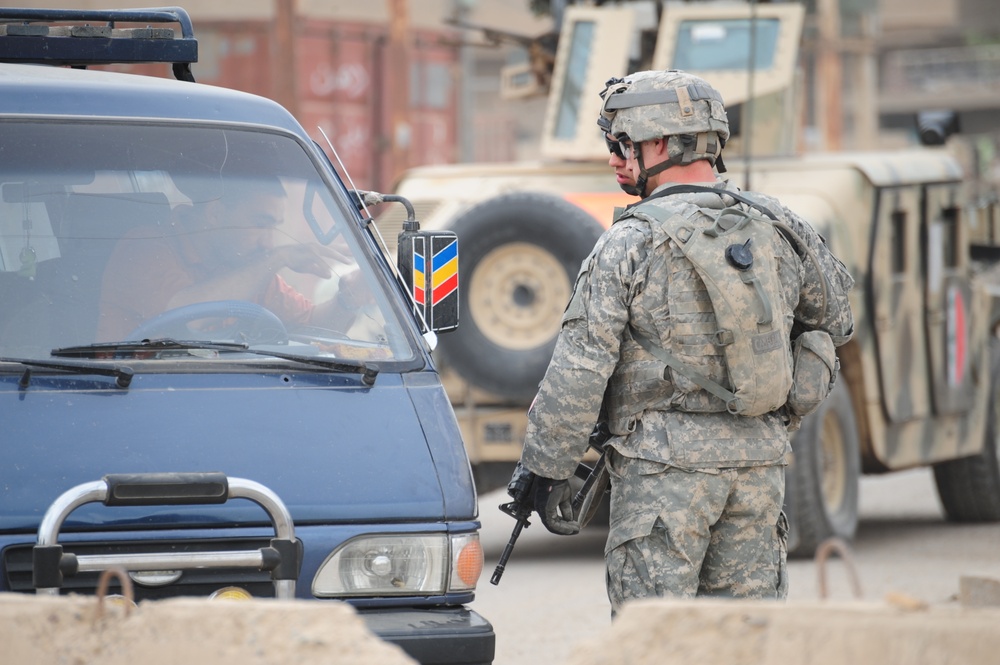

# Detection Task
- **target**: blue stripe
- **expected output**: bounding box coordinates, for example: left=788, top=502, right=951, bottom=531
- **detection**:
left=432, top=241, right=457, bottom=271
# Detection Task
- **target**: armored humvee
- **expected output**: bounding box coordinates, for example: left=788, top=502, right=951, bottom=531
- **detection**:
left=381, top=0, right=1000, bottom=554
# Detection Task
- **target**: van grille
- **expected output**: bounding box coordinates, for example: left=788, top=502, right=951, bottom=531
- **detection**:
left=3, top=538, right=275, bottom=599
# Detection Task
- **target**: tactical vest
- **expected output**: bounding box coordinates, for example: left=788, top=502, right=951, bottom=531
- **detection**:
left=606, top=192, right=795, bottom=433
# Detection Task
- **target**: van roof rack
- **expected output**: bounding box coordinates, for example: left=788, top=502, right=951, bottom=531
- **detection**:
left=0, top=6, right=197, bottom=81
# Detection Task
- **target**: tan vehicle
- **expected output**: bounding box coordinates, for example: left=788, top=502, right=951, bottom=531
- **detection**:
left=380, top=1, right=1000, bottom=554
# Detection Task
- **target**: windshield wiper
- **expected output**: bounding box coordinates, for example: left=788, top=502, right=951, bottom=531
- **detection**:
left=235, top=347, right=379, bottom=385
left=52, top=339, right=379, bottom=385
left=0, top=357, right=134, bottom=388
left=52, top=339, right=251, bottom=357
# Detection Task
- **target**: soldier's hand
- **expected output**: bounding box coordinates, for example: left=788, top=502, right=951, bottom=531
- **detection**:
left=533, top=477, right=580, bottom=536
left=507, top=462, right=536, bottom=501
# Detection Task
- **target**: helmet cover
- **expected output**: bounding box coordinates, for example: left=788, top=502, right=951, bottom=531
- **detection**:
left=598, top=69, right=730, bottom=165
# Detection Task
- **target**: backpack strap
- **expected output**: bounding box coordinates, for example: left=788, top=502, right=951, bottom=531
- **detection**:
left=628, top=183, right=831, bottom=324
left=644, top=183, right=779, bottom=220
left=629, top=324, right=742, bottom=415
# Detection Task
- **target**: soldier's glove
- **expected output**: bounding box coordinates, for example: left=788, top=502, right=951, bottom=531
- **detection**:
left=533, top=477, right=581, bottom=536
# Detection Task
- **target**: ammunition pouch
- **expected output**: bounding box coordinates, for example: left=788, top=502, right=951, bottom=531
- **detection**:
left=786, top=330, right=838, bottom=417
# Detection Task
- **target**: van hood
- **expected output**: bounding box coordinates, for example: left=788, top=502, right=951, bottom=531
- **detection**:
left=0, top=369, right=476, bottom=532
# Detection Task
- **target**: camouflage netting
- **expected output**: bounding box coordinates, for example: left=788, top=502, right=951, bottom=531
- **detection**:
left=567, top=598, right=1000, bottom=665
left=0, top=593, right=417, bottom=665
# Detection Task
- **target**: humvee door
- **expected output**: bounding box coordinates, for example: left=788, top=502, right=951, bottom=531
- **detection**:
left=871, top=182, right=977, bottom=424
left=870, top=185, right=934, bottom=422
left=540, top=4, right=636, bottom=161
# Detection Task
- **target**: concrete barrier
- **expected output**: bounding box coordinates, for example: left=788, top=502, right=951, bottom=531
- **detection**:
left=0, top=593, right=417, bottom=665
left=567, top=598, right=1000, bottom=665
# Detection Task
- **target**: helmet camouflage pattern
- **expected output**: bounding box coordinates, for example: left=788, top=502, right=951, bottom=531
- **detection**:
left=598, top=70, right=730, bottom=167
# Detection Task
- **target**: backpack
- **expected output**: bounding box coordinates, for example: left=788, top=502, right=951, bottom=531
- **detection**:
left=608, top=178, right=829, bottom=419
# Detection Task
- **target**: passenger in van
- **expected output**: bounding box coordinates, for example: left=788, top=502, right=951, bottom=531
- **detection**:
left=96, top=176, right=368, bottom=341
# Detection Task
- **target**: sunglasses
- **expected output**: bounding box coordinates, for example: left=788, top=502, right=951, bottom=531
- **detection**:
left=604, top=133, right=634, bottom=160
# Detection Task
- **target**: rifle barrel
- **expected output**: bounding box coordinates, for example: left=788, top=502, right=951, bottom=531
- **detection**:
left=490, top=517, right=526, bottom=585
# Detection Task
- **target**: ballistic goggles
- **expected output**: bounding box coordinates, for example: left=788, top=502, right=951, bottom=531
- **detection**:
left=604, top=133, right=634, bottom=161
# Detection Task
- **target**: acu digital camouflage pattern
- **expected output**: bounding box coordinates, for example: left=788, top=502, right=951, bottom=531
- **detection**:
left=787, top=330, right=839, bottom=417
left=604, top=454, right=786, bottom=613
left=519, top=179, right=854, bottom=603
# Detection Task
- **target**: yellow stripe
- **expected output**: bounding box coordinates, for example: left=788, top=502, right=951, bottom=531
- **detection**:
left=432, top=257, right=457, bottom=288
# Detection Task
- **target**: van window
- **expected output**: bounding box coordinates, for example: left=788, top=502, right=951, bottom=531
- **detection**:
left=0, top=121, right=415, bottom=363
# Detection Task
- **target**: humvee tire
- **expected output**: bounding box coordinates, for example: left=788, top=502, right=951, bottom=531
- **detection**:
left=933, top=338, right=1000, bottom=521
left=787, top=380, right=860, bottom=556
left=438, top=192, right=604, bottom=401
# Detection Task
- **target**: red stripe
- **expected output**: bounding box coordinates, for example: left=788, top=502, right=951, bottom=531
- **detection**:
left=432, top=274, right=458, bottom=305
left=955, top=290, right=965, bottom=384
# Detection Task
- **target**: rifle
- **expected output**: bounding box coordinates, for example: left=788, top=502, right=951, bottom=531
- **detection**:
left=490, top=470, right=534, bottom=585
left=490, top=422, right=612, bottom=586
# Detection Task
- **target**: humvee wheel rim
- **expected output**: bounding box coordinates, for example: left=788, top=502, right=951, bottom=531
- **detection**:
left=468, top=242, right=571, bottom=350
left=820, top=409, right=848, bottom=512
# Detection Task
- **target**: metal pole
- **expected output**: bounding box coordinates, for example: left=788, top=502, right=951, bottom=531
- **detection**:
left=273, top=0, right=299, bottom=119
left=387, top=0, right=412, bottom=188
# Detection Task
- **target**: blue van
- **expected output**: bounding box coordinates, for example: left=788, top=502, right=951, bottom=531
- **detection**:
left=0, top=8, right=493, bottom=664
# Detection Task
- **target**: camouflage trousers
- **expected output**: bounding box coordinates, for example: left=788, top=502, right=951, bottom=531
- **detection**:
left=604, top=451, right=788, bottom=615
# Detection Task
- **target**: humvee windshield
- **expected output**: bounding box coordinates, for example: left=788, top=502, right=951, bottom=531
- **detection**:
left=553, top=20, right=596, bottom=140
left=672, top=18, right=780, bottom=71
left=0, top=121, right=414, bottom=364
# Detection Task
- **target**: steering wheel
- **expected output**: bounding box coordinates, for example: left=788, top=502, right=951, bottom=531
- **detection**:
left=126, top=300, right=289, bottom=345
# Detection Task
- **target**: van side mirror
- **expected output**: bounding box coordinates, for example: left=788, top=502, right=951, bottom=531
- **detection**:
left=397, top=227, right=459, bottom=334
left=348, top=189, right=460, bottom=334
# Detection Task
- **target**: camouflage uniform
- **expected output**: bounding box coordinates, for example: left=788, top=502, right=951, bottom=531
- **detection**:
left=519, top=180, right=854, bottom=614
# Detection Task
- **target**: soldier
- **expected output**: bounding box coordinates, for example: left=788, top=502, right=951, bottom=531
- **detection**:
left=509, top=69, right=855, bottom=613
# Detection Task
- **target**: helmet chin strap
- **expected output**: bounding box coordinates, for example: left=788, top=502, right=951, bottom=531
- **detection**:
left=626, top=146, right=680, bottom=198
left=620, top=134, right=726, bottom=197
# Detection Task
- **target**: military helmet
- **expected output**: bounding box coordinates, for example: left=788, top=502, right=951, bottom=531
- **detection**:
left=598, top=69, right=730, bottom=166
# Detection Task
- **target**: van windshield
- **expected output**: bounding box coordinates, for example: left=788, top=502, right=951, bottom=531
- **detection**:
left=0, top=121, right=416, bottom=364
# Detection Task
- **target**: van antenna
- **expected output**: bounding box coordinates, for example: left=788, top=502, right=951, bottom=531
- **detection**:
left=317, top=125, right=391, bottom=256
left=318, top=126, right=372, bottom=218
left=316, top=125, right=438, bottom=348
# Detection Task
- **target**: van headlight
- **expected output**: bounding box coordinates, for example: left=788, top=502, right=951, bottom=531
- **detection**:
left=312, top=533, right=483, bottom=597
